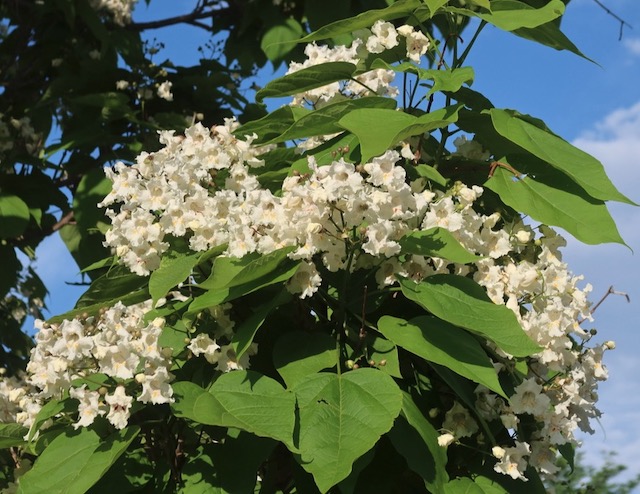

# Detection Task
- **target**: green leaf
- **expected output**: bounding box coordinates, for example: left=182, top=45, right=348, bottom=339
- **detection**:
left=399, top=227, right=482, bottom=264
left=190, top=248, right=299, bottom=313
left=293, top=368, right=402, bottom=492
left=489, top=109, right=635, bottom=205
left=399, top=276, right=540, bottom=357
left=265, top=96, right=397, bottom=144
left=235, top=106, right=308, bottom=143
left=485, top=166, right=626, bottom=246
left=232, top=289, right=291, bottom=359
left=513, top=21, right=591, bottom=61
left=371, top=60, right=474, bottom=97
left=415, top=164, right=449, bottom=187
left=261, top=17, right=304, bottom=61
left=27, top=398, right=77, bottom=442
left=273, top=331, right=337, bottom=388
left=18, top=426, right=139, bottom=494
left=339, top=105, right=461, bottom=163
left=47, top=288, right=149, bottom=325
left=473, top=476, right=510, bottom=493
left=378, top=315, right=506, bottom=397
left=299, top=0, right=423, bottom=42
left=256, top=62, right=357, bottom=102
left=367, top=336, right=402, bottom=379
left=446, top=0, right=564, bottom=31
left=180, top=433, right=276, bottom=494
left=172, top=371, right=295, bottom=447
left=74, top=265, right=148, bottom=309
left=73, top=169, right=111, bottom=232
left=0, top=194, right=30, bottom=238
left=443, top=477, right=484, bottom=494
left=149, top=251, right=201, bottom=305
left=0, top=423, right=28, bottom=448
left=388, top=392, right=449, bottom=492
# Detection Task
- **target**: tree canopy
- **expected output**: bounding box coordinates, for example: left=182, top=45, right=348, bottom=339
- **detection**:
left=0, top=0, right=636, bottom=493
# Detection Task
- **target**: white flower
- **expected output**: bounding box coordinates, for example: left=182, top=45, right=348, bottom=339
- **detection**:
left=287, top=261, right=322, bottom=298
left=492, top=441, right=531, bottom=481
left=366, top=21, right=399, bottom=53
left=105, top=386, right=133, bottom=430
left=116, top=80, right=130, bottom=90
left=137, top=367, right=174, bottom=404
left=509, top=378, right=551, bottom=417
left=442, top=401, right=478, bottom=438
left=157, top=81, right=174, bottom=101
left=397, top=25, right=430, bottom=62
left=70, top=386, right=105, bottom=429
left=188, top=333, right=221, bottom=364
left=437, top=433, right=455, bottom=447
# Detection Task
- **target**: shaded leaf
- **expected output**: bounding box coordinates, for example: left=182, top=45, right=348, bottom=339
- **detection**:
left=388, top=392, right=449, bottom=492
left=0, top=194, right=30, bottom=238
left=378, top=315, right=506, bottom=397
left=273, top=331, right=337, bottom=388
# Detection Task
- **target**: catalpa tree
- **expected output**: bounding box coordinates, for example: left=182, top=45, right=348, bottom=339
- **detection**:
left=0, top=0, right=634, bottom=493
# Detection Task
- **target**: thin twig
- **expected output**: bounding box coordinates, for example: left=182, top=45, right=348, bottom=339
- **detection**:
left=593, top=0, right=633, bottom=40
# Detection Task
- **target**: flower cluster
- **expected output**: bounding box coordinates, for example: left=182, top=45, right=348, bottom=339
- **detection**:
left=287, top=20, right=429, bottom=108
left=18, top=301, right=173, bottom=431
left=0, top=113, right=42, bottom=156
left=89, top=0, right=138, bottom=26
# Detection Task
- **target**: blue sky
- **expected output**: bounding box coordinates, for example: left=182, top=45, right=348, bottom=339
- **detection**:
left=33, top=0, right=640, bottom=485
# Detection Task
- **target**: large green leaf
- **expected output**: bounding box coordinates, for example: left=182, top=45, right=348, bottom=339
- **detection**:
left=0, top=193, right=30, bottom=238
left=273, top=331, right=337, bottom=388
left=0, top=423, right=28, bottom=448
left=339, top=105, right=461, bottom=163
left=388, top=392, right=449, bottom=493
left=171, top=371, right=295, bottom=448
left=261, top=17, right=304, bottom=61
left=399, top=227, right=481, bottom=264
left=399, top=276, right=540, bottom=357
left=256, top=62, right=357, bottom=102
left=299, top=0, right=423, bottom=42
left=378, top=315, right=506, bottom=397
left=265, top=96, right=396, bottom=144
left=149, top=251, right=201, bottom=305
left=446, top=0, right=564, bottom=31
left=485, top=166, right=625, bottom=245
left=293, top=368, right=402, bottom=492
left=489, top=109, right=635, bottom=205
left=18, top=426, right=139, bottom=494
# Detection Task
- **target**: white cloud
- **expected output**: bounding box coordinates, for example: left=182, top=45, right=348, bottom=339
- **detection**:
left=624, top=37, right=640, bottom=57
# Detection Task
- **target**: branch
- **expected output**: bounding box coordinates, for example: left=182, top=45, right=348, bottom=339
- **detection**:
left=593, top=0, right=633, bottom=40
left=126, top=5, right=231, bottom=32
